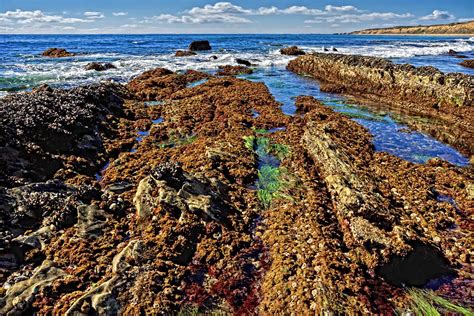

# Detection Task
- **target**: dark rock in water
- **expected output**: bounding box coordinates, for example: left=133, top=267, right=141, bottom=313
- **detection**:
left=210, top=55, right=218, bottom=60
left=332, top=47, right=338, bottom=52
left=236, top=58, right=252, bottom=66
left=217, top=65, right=253, bottom=76
left=460, top=59, right=474, bottom=68
left=32, top=84, right=53, bottom=93
left=175, top=50, right=197, bottom=57
left=41, top=48, right=75, bottom=58
left=85, top=62, right=116, bottom=71
left=323, top=47, right=329, bottom=52
left=0, top=83, right=126, bottom=186
left=454, top=54, right=468, bottom=59
left=280, top=46, right=305, bottom=56
left=378, top=242, right=455, bottom=287
left=447, top=49, right=458, bottom=55
left=188, top=40, right=211, bottom=51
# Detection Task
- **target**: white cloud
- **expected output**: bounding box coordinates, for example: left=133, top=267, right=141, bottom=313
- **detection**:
left=256, top=5, right=324, bottom=15
left=324, top=5, right=361, bottom=13
left=305, top=12, right=414, bottom=24
left=149, top=2, right=252, bottom=24
left=186, top=2, right=251, bottom=15
left=142, top=2, right=417, bottom=26
left=420, top=10, right=455, bottom=21
left=113, top=12, right=128, bottom=17
left=84, top=11, right=105, bottom=19
left=458, top=17, right=474, bottom=22
left=0, top=9, right=92, bottom=24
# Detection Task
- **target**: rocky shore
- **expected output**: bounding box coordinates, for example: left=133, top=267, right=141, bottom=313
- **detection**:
left=288, top=53, right=474, bottom=157
left=0, top=61, right=473, bottom=315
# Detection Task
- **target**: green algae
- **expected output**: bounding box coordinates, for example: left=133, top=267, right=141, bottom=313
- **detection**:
left=405, top=289, right=473, bottom=316
left=243, top=135, right=292, bottom=209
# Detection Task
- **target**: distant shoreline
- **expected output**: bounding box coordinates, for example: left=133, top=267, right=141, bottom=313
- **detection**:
left=351, top=20, right=474, bottom=37
left=350, top=33, right=474, bottom=37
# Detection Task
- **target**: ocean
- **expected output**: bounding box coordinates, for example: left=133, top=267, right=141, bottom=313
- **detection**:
left=0, top=34, right=472, bottom=166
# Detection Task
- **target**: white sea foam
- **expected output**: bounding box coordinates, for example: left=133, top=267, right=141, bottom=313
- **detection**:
left=301, top=39, right=474, bottom=58
left=1, top=38, right=473, bottom=95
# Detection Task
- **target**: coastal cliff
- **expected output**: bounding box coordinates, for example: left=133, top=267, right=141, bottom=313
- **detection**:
left=351, top=20, right=474, bottom=35
left=287, top=53, right=474, bottom=156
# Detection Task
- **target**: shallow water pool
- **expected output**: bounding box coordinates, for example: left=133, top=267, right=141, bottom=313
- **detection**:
left=241, top=68, right=470, bottom=167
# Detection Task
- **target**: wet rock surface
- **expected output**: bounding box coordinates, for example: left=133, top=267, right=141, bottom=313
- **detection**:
left=460, top=59, right=474, bottom=69
left=85, top=62, right=117, bottom=71
left=0, top=66, right=472, bottom=315
left=288, top=53, right=474, bottom=156
left=41, top=48, right=75, bottom=58
left=0, top=83, right=128, bottom=186
left=236, top=58, right=252, bottom=66
left=175, top=50, right=197, bottom=57
left=217, top=65, right=253, bottom=76
left=127, top=68, right=209, bottom=100
left=189, top=40, right=211, bottom=51
left=280, top=46, right=306, bottom=56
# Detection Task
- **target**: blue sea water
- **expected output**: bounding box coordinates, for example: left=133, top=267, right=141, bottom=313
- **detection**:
left=0, top=34, right=472, bottom=166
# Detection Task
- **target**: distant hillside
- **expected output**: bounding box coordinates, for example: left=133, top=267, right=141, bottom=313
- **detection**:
left=351, top=20, right=474, bottom=35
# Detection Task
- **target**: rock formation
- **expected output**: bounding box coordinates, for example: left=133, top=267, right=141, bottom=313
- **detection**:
left=42, top=48, right=75, bottom=58
left=175, top=50, right=197, bottom=57
left=188, top=40, right=211, bottom=51
left=280, top=46, right=305, bottom=56
left=85, top=62, right=117, bottom=71
left=0, top=66, right=472, bottom=315
left=460, top=59, right=474, bottom=69
left=217, top=65, right=253, bottom=76
left=288, top=53, right=474, bottom=156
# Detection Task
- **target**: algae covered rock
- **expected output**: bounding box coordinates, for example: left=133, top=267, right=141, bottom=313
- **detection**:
left=175, top=50, right=197, bottom=57
left=460, top=59, right=474, bottom=69
left=217, top=65, right=253, bottom=76
left=134, top=162, right=231, bottom=224
left=280, top=46, right=306, bottom=56
left=85, top=62, right=116, bottom=71
left=42, top=48, right=75, bottom=58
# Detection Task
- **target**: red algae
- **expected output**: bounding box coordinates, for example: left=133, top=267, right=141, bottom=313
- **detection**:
left=0, top=67, right=472, bottom=315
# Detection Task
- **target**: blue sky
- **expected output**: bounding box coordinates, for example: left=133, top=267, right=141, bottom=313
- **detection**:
left=0, top=1, right=472, bottom=34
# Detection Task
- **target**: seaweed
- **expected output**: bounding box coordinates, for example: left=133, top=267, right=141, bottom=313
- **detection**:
left=406, top=289, right=473, bottom=316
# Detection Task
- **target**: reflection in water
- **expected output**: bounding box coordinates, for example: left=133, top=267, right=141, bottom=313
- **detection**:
left=241, top=68, right=469, bottom=167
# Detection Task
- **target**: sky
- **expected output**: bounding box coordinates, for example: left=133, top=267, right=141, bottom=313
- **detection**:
left=0, top=1, right=472, bottom=34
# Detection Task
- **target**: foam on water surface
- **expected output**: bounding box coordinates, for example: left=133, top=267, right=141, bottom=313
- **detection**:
left=1, top=34, right=473, bottom=95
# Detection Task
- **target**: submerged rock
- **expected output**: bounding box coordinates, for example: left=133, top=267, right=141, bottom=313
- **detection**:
left=217, top=65, right=253, bottom=76
left=175, top=50, right=197, bottom=57
left=280, top=46, right=305, bottom=56
left=188, top=40, right=211, bottom=51
left=85, top=62, right=116, bottom=71
left=236, top=58, right=252, bottom=66
left=41, top=48, right=75, bottom=58
left=460, top=59, right=474, bottom=69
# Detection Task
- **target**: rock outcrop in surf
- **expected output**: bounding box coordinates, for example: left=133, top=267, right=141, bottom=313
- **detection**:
left=287, top=53, right=474, bottom=157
